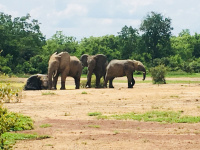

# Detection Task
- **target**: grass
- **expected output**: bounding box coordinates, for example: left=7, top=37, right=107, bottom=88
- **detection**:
left=88, top=125, right=100, bottom=128
left=42, top=91, right=56, bottom=95
left=40, top=124, right=52, bottom=128
left=93, top=111, right=200, bottom=123
left=81, top=91, right=87, bottom=94
left=1, top=132, right=50, bottom=148
left=88, top=112, right=102, bottom=116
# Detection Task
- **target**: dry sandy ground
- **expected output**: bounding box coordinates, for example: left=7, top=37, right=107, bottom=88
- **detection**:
left=4, top=77, right=200, bottom=150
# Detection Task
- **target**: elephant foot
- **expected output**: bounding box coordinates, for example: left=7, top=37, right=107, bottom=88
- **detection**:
left=128, top=86, right=133, bottom=88
left=109, top=86, right=114, bottom=88
left=86, top=85, right=91, bottom=88
left=60, top=88, right=66, bottom=90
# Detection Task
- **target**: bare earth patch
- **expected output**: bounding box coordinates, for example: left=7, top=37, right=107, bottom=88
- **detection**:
left=4, top=77, right=200, bottom=150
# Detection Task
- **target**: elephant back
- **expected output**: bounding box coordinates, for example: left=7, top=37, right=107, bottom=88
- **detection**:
left=59, top=52, right=70, bottom=71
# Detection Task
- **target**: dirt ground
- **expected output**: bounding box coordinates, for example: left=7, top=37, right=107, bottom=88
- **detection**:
left=4, top=77, right=200, bottom=150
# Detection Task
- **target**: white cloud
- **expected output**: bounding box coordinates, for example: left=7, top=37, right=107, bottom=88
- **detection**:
left=53, top=4, right=88, bottom=19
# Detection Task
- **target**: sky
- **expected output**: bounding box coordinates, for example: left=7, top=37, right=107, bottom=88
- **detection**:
left=0, top=0, right=200, bottom=40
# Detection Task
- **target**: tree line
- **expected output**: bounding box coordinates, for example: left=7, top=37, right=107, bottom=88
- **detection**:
left=0, top=11, right=200, bottom=75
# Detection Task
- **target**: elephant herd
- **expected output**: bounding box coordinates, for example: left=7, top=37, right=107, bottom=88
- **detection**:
left=24, top=52, right=146, bottom=90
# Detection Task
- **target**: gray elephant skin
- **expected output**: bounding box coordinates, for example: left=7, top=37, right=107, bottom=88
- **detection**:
left=24, top=74, right=48, bottom=90
left=80, top=54, right=108, bottom=88
left=104, top=59, right=146, bottom=88
left=48, top=52, right=82, bottom=90
left=48, top=52, right=70, bottom=90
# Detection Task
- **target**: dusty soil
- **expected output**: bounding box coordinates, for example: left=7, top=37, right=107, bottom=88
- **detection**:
left=4, top=77, right=200, bottom=150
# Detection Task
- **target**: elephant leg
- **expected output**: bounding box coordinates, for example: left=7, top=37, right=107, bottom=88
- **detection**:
left=109, top=77, right=115, bottom=88
left=104, top=77, right=108, bottom=88
left=52, top=74, right=59, bottom=90
left=127, top=75, right=133, bottom=88
left=95, top=74, right=101, bottom=88
left=74, top=77, right=80, bottom=89
left=60, top=74, right=66, bottom=90
left=132, top=77, right=135, bottom=87
left=86, top=71, right=92, bottom=88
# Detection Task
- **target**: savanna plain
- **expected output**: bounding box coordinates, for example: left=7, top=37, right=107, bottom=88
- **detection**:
left=3, top=76, right=200, bottom=150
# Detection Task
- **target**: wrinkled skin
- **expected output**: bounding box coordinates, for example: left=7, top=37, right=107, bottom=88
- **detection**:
left=67, top=56, right=82, bottom=89
left=48, top=52, right=70, bottom=90
left=24, top=74, right=48, bottom=90
left=80, top=54, right=108, bottom=88
left=104, top=59, right=146, bottom=88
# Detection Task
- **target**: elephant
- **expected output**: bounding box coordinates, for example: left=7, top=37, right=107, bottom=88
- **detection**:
left=48, top=52, right=70, bottom=90
left=68, top=56, right=82, bottom=89
left=104, top=59, right=146, bottom=88
left=24, top=74, right=48, bottom=90
left=80, top=54, right=108, bottom=88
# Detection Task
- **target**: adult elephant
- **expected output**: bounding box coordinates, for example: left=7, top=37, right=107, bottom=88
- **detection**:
left=80, top=54, right=108, bottom=88
left=104, top=59, right=146, bottom=88
left=24, top=74, right=48, bottom=90
left=67, top=56, right=82, bottom=89
left=48, top=52, right=70, bottom=90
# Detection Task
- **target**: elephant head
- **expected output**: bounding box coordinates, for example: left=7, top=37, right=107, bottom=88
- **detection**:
left=48, top=52, right=70, bottom=90
left=37, top=74, right=48, bottom=90
left=133, top=60, right=146, bottom=80
left=80, top=54, right=89, bottom=67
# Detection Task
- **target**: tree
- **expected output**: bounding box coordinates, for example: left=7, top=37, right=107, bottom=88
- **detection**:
left=118, top=26, right=139, bottom=59
left=140, top=12, right=173, bottom=62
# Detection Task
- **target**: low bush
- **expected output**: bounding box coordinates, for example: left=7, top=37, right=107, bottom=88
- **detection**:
left=80, top=76, right=104, bottom=88
left=150, top=65, right=167, bottom=84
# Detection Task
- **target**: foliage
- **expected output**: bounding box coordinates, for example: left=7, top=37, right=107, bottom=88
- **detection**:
left=140, top=12, right=173, bottom=61
left=80, top=76, right=104, bottom=88
left=0, top=83, right=22, bottom=103
left=0, top=12, right=200, bottom=75
left=150, top=65, right=167, bottom=84
left=0, top=106, right=34, bottom=149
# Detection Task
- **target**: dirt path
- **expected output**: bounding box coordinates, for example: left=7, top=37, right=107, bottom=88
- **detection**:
left=4, top=77, right=200, bottom=150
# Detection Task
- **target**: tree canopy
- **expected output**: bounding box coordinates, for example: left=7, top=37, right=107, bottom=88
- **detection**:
left=0, top=11, right=200, bottom=75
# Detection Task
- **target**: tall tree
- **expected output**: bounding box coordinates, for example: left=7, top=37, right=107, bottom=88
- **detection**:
left=118, top=26, right=139, bottom=59
left=140, top=12, right=173, bottom=62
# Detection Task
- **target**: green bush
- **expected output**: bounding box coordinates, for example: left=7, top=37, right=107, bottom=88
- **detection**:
left=80, top=76, right=104, bottom=88
left=0, top=105, right=34, bottom=149
left=0, top=83, right=22, bottom=103
left=150, top=65, right=167, bottom=84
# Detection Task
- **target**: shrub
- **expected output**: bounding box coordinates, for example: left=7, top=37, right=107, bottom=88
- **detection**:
left=80, top=76, right=104, bottom=88
left=150, top=65, right=167, bottom=84
left=0, top=83, right=22, bottom=103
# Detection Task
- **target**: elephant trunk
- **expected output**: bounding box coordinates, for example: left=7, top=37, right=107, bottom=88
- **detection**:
left=48, top=70, right=53, bottom=90
left=142, top=69, right=146, bottom=81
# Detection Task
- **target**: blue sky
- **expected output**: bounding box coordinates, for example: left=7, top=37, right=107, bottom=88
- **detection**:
left=0, top=0, right=200, bottom=40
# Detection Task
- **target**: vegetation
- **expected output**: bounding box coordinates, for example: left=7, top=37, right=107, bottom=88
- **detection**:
left=94, top=111, right=200, bottom=123
left=1, top=11, right=200, bottom=76
left=88, top=112, right=102, bottom=116
left=150, top=65, right=167, bottom=84
left=0, top=105, right=34, bottom=149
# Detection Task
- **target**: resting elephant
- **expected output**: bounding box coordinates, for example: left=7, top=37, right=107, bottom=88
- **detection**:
left=24, top=74, right=48, bottom=90
left=104, top=59, right=146, bottom=88
left=48, top=52, right=70, bottom=90
left=80, top=54, right=108, bottom=88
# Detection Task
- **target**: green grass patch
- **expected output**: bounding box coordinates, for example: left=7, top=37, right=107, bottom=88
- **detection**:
left=1, top=132, right=50, bottom=149
left=39, top=124, right=52, bottom=128
left=81, top=91, right=87, bottom=94
left=41, top=91, right=56, bottom=95
left=94, top=111, right=200, bottom=123
left=88, top=125, right=100, bottom=128
left=88, top=112, right=102, bottom=116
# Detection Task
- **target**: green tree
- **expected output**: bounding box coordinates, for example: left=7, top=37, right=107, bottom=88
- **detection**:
left=140, top=12, right=173, bottom=62
left=118, top=26, right=139, bottom=59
